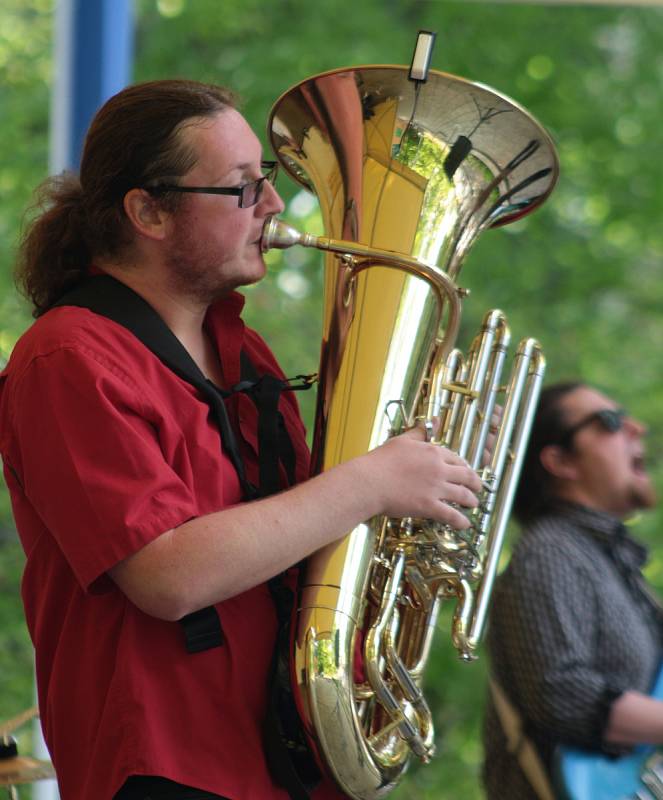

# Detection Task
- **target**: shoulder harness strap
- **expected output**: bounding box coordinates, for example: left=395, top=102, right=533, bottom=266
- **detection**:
left=54, top=276, right=315, bottom=654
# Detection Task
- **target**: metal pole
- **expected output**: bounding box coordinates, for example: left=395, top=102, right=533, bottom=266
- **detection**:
left=50, top=0, right=134, bottom=172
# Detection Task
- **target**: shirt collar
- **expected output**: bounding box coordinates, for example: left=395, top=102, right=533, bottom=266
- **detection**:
left=550, top=500, right=649, bottom=571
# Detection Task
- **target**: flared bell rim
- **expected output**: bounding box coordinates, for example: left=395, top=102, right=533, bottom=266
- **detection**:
left=268, top=63, right=559, bottom=229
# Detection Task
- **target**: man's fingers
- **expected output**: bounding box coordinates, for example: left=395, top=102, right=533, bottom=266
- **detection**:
left=443, top=462, right=483, bottom=494
left=437, top=502, right=473, bottom=531
left=442, top=482, right=480, bottom=509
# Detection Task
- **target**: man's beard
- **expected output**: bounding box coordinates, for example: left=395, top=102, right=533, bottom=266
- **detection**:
left=164, top=223, right=231, bottom=305
left=631, top=476, right=657, bottom=511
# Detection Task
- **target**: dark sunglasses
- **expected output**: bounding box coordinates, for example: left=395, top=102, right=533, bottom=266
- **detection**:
left=144, top=160, right=278, bottom=208
left=558, top=407, right=627, bottom=447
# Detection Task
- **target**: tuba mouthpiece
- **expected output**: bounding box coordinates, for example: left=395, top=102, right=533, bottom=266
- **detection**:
left=261, top=216, right=303, bottom=252
left=261, top=216, right=323, bottom=252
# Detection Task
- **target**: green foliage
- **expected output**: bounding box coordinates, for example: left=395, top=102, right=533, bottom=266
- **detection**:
left=2, top=2, right=663, bottom=798
left=0, top=4, right=51, bottom=772
left=0, top=0, right=51, bottom=361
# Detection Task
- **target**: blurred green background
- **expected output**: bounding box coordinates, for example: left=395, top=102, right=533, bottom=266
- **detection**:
left=2, top=1, right=663, bottom=797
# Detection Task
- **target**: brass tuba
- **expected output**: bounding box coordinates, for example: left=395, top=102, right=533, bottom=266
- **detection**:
left=261, top=62, right=559, bottom=799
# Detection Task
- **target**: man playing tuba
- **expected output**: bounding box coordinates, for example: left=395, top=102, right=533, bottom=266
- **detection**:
left=0, top=79, right=482, bottom=800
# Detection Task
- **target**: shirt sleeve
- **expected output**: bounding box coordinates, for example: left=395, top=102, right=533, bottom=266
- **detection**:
left=7, top=345, right=201, bottom=591
left=490, top=536, right=624, bottom=749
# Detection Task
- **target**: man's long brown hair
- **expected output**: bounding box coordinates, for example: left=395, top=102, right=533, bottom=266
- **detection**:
left=513, top=381, right=583, bottom=525
left=16, top=79, right=237, bottom=317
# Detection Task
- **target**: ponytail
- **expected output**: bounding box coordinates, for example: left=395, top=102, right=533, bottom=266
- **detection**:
left=17, top=173, right=94, bottom=317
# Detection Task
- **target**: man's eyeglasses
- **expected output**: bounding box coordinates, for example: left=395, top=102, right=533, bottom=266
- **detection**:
left=145, top=160, right=278, bottom=208
left=558, top=408, right=627, bottom=447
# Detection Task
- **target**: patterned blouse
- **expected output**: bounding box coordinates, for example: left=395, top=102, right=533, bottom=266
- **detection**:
left=482, top=502, right=663, bottom=799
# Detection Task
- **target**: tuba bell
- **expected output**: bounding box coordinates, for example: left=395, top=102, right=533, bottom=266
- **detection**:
left=261, top=59, right=559, bottom=799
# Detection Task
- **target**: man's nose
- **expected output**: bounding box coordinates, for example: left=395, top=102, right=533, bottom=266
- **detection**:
left=258, top=179, right=285, bottom=216
left=625, top=415, right=647, bottom=437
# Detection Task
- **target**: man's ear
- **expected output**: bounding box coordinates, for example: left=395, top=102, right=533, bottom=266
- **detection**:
left=539, top=444, right=579, bottom=482
left=123, top=189, right=170, bottom=241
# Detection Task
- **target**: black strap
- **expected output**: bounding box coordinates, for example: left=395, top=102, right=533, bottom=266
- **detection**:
left=263, top=577, right=322, bottom=799
left=236, top=352, right=301, bottom=497
left=54, top=276, right=316, bottom=653
left=54, top=275, right=257, bottom=502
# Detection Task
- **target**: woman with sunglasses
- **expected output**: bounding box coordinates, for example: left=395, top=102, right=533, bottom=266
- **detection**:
left=482, top=381, right=662, bottom=800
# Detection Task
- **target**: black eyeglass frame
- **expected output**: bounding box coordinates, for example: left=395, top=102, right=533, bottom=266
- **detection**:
left=558, top=407, right=627, bottom=448
left=143, top=160, right=279, bottom=208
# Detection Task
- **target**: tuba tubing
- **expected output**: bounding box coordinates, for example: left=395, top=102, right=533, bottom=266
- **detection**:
left=261, top=218, right=547, bottom=797
left=264, top=62, right=557, bottom=799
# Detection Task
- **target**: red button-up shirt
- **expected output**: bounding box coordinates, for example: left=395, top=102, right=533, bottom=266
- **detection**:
left=0, top=290, right=342, bottom=799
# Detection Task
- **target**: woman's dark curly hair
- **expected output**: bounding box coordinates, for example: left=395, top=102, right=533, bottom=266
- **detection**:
left=15, top=79, right=237, bottom=317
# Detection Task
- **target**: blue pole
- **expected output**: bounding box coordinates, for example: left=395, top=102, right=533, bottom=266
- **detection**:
left=50, top=0, right=134, bottom=172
